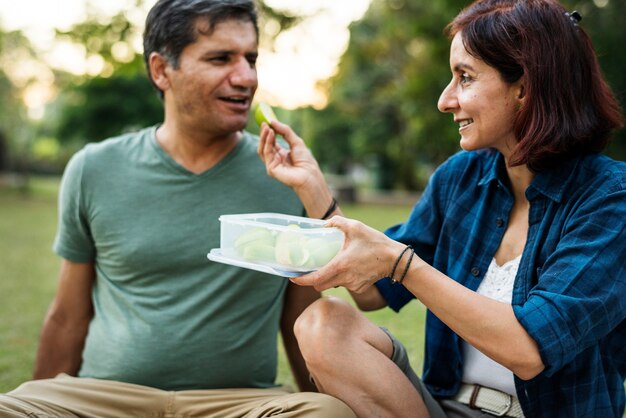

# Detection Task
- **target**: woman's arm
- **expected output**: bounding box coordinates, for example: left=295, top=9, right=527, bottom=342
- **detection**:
left=291, top=216, right=545, bottom=380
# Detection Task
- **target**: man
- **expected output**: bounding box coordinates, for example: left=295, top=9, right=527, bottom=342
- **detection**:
left=0, top=1, right=355, bottom=416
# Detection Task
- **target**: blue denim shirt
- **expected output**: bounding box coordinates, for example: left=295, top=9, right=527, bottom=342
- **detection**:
left=376, top=150, right=626, bottom=418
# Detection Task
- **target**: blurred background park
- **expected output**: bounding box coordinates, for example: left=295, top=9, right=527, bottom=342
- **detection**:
left=0, top=0, right=625, bottom=399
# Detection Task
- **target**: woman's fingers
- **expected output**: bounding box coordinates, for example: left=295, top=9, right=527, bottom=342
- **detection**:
left=258, top=123, right=272, bottom=160
left=290, top=265, right=337, bottom=292
left=269, top=120, right=306, bottom=149
left=258, top=123, right=281, bottom=172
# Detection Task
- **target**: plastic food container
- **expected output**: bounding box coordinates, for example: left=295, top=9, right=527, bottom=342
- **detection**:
left=208, top=213, right=344, bottom=277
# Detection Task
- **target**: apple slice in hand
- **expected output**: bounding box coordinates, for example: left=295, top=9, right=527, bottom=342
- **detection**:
left=255, top=102, right=279, bottom=127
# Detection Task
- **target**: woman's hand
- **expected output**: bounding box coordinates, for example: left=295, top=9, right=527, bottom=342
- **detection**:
left=258, top=120, right=336, bottom=218
left=290, top=216, right=407, bottom=293
left=258, top=121, right=322, bottom=191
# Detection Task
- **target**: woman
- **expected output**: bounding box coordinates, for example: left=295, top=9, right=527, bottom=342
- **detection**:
left=258, top=0, right=625, bottom=417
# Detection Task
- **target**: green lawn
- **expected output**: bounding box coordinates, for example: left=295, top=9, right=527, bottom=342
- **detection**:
left=0, top=177, right=62, bottom=391
left=0, top=177, right=424, bottom=393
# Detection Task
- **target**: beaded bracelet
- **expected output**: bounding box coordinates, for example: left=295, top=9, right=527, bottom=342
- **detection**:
left=321, top=197, right=338, bottom=220
left=390, top=245, right=413, bottom=283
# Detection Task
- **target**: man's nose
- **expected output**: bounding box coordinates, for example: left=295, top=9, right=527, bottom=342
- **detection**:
left=230, top=58, right=257, bottom=89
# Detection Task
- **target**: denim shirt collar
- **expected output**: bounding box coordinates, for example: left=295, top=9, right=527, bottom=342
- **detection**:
left=477, top=149, right=582, bottom=203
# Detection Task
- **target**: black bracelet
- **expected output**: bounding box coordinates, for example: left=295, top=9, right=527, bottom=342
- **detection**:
left=321, top=197, right=338, bottom=220
left=396, top=246, right=415, bottom=284
left=390, top=245, right=413, bottom=283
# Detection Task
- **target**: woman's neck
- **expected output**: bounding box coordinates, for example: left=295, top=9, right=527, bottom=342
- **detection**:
left=504, top=163, right=534, bottom=203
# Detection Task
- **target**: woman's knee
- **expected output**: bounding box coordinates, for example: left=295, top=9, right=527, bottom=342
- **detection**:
left=294, top=297, right=360, bottom=361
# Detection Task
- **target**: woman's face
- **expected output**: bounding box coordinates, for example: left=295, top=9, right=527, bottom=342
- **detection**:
left=438, top=32, right=523, bottom=158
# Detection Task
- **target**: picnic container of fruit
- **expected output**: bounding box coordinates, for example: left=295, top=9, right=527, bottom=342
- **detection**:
left=207, top=213, right=344, bottom=277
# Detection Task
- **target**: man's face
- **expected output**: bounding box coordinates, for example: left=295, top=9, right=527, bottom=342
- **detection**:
left=163, top=18, right=258, bottom=138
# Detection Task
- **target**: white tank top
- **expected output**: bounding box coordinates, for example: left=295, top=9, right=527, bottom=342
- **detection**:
left=461, top=255, right=521, bottom=396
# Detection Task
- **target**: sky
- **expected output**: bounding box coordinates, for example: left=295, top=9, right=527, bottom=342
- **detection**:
left=0, top=0, right=372, bottom=112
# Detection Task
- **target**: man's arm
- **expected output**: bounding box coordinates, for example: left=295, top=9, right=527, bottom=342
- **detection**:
left=33, top=260, right=95, bottom=379
left=280, top=282, right=320, bottom=392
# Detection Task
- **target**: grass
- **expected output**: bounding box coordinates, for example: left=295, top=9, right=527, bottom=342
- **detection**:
left=0, top=177, right=62, bottom=391
left=0, top=177, right=423, bottom=394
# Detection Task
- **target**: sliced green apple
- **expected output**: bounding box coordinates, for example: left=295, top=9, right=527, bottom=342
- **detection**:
left=241, top=243, right=276, bottom=263
left=275, top=224, right=310, bottom=267
left=254, top=102, right=279, bottom=127
left=235, top=227, right=276, bottom=257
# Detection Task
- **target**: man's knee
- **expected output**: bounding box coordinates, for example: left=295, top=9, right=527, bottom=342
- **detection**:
left=0, top=392, right=57, bottom=418
left=272, top=392, right=357, bottom=418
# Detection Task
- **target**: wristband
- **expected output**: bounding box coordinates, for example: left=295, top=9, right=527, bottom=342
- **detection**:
left=321, top=197, right=338, bottom=220
left=389, top=245, right=413, bottom=283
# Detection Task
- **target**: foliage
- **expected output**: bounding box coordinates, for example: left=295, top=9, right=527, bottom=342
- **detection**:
left=579, top=0, right=626, bottom=160
left=302, top=0, right=625, bottom=191
left=301, top=0, right=467, bottom=190
left=55, top=11, right=145, bottom=78
left=0, top=29, right=35, bottom=167
left=55, top=70, right=163, bottom=144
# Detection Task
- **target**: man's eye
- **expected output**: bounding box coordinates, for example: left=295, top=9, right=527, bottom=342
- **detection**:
left=247, top=55, right=258, bottom=67
left=210, top=56, right=229, bottom=63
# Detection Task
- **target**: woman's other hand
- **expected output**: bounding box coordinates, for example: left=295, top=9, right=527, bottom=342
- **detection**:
left=291, top=216, right=406, bottom=294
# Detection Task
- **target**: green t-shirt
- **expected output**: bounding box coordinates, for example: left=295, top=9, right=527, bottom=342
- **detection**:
left=53, top=126, right=304, bottom=390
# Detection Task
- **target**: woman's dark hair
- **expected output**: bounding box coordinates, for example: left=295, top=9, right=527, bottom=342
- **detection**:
left=446, top=0, right=623, bottom=170
left=143, top=0, right=258, bottom=97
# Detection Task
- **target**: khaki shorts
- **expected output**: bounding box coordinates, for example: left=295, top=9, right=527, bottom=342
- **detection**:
left=0, top=373, right=355, bottom=418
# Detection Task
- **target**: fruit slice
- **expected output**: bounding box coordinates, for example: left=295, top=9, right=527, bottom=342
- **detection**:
left=234, top=228, right=276, bottom=257
left=305, top=239, right=342, bottom=268
left=241, top=243, right=276, bottom=263
left=275, top=224, right=310, bottom=268
left=254, top=102, right=279, bottom=127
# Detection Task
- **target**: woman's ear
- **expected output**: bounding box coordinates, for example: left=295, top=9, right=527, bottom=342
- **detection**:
left=513, top=78, right=526, bottom=109
left=148, top=52, right=171, bottom=92
left=516, top=77, right=526, bottom=100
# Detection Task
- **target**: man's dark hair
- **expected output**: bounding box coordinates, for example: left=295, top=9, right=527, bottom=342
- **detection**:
left=143, top=0, right=258, bottom=96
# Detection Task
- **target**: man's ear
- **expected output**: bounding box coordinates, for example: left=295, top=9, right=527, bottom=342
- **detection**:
left=148, top=52, right=171, bottom=92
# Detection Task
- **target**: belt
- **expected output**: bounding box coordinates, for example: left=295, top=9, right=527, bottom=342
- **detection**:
left=454, top=384, right=524, bottom=418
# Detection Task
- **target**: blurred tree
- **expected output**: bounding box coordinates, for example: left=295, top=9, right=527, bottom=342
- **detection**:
left=0, top=28, right=38, bottom=173
left=306, top=0, right=625, bottom=191
left=308, top=0, right=467, bottom=190
left=55, top=72, right=163, bottom=144
left=577, top=0, right=626, bottom=160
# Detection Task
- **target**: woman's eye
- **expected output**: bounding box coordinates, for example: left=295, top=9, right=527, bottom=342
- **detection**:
left=460, top=73, right=472, bottom=85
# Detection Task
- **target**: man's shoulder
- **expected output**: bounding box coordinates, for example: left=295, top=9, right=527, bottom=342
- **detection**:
left=82, top=126, right=154, bottom=157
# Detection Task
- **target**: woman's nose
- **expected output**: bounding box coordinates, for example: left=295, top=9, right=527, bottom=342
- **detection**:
left=437, top=80, right=457, bottom=113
